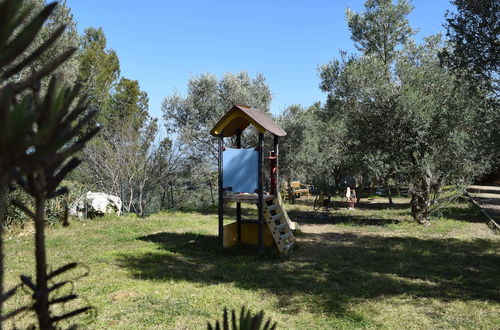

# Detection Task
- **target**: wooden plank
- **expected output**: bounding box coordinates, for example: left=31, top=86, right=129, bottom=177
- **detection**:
left=258, top=132, right=264, bottom=255
left=218, top=133, right=224, bottom=249
left=223, top=193, right=274, bottom=203
left=276, top=191, right=298, bottom=230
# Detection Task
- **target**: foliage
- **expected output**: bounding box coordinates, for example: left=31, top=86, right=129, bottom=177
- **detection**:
left=13, top=0, right=80, bottom=87
left=443, top=0, right=500, bottom=94
left=4, top=180, right=86, bottom=229
left=81, top=119, right=181, bottom=216
left=278, top=103, right=351, bottom=195
left=160, top=72, right=273, bottom=209
left=319, top=0, right=492, bottom=224
left=0, top=0, right=97, bottom=327
left=107, top=77, right=149, bottom=129
left=346, top=0, right=414, bottom=65
left=443, top=0, right=500, bottom=175
left=278, top=104, right=317, bottom=182
left=162, top=72, right=272, bottom=160
left=207, top=307, right=276, bottom=330
left=78, top=26, right=120, bottom=121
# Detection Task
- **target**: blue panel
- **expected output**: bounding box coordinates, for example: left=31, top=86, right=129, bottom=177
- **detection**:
left=223, top=148, right=258, bottom=193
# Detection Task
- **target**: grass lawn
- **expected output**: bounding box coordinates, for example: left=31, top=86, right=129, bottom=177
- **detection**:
left=4, top=197, right=499, bottom=329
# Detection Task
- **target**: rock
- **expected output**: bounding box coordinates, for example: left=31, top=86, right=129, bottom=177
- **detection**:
left=70, top=192, right=122, bottom=218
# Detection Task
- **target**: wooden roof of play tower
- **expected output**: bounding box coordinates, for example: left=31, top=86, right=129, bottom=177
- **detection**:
left=210, top=104, right=287, bottom=137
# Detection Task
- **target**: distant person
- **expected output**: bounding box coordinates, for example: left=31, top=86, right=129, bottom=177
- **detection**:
left=346, top=187, right=356, bottom=210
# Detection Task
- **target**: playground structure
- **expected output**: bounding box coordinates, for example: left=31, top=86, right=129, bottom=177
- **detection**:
left=210, top=104, right=296, bottom=254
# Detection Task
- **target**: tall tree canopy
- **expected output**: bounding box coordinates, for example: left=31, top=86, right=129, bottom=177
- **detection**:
left=444, top=0, right=500, bottom=94
left=78, top=27, right=120, bottom=122
left=346, top=0, right=414, bottom=65
left=108, top=77, right=149, bottom=129
left=16, top=0, right=80, bottom=85
left=443, top=0, right=500, bottom=179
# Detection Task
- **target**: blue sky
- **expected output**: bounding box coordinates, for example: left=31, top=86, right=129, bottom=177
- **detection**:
left=65, top=0, right=454, bottom=119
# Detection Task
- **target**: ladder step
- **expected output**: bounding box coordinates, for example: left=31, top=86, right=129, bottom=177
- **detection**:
left=280, top=232, right=293, bottom=241
left=275, top=223, right=287, bottom=231
left=267, top=204, right=278, bottom=212
left=271, top=214, right=283, bottom=221
left=284, top=242, right=294, bottom=252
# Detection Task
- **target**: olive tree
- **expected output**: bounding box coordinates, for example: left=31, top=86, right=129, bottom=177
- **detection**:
left=162, top=72, right=272, bottom=160
left=320, top=0, right=490, bottom=224
left=278, top=103, right=352, bottom=195
left=444, top=0, right=499, bottom=95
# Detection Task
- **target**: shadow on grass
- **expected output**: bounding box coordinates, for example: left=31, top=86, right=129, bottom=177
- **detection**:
left=438, top=207, right=488, bottom=223
left=288, top=209, right=403, bottom=226
left=354, top=201, right=409, bottom=210
left=467, top=187, right=500, bottom=195
left=288, top=198, right=488, bottom=225
left=185, top=205, right=257, bottom=217
left=117, top=230, right=500, bottom=322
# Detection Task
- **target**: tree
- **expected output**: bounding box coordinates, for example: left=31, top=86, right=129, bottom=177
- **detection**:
left=321, top=0, right=416, bottom=203
left=81, top=119, right=175, bottom=216
left=78, top=27, right=120, bottom=121
left=162, top=72, right=272, bottom=160
left=76, top=26, right=161, bottom=215
left=0, top=0, right=97, bottom=327
left=161, top=72, right=272, bottom=207
left=17, top=0, right=81, bottom=86
left=321, top=55, right=402, bottom=202
left=444, top=0, right=500, bottom=94
left=107, top=77, right=149, bottom=129
left=398, top=37, right=488, bottom=223
left=319, top=0, right=490, bottom=224
left=443, top=0, right=500, bottom=179
left=80, top=75, right=181, bottom=215
left=346, top=0, right=414, bottom=66
left=278, top=103, right=350, bottom=192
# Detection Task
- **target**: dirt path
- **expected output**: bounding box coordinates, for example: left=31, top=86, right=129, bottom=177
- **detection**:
left=467, top=184, right=500, bottom=229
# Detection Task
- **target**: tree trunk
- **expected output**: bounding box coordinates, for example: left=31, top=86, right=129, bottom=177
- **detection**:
left=138, top=187, right=144, bottom=217
left=34, top=197, right=53, bottom=329
left=0, top=174, right=7, bottom=329
left=334, top=172, right=342, bottom=196
left=286, top=177, right=295, bottom=204
left=126, top=187, right=133, bottom=213
left=384, top=177, right=393, bottom=205
left=370, top=176, right=376, bottom=195
left=208, top=179, right=215, bottom=206
left=410, top=171, right=432, bottom=226
left=160, top=189, right=166, bottom=209
left=170, top=182, right=174, bottom=209
left=356, top=185, right=363, bottom=203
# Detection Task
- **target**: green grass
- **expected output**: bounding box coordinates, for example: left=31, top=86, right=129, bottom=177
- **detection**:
left=4, top=197, right=499, bottom=329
